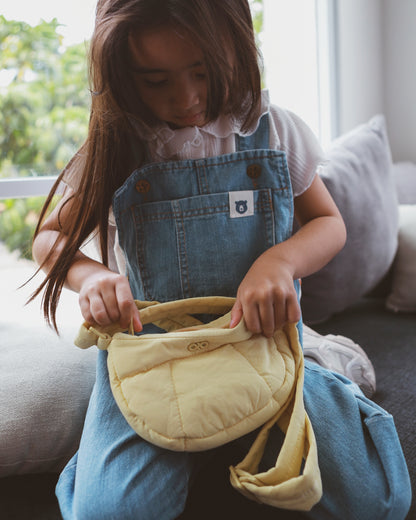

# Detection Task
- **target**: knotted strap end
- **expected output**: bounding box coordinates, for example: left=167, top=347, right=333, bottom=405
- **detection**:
left=229, top=465, right=263, bottom=504
left=74, top=323, right=113, bottom=350
left=74, top=323, right=99, bottom=349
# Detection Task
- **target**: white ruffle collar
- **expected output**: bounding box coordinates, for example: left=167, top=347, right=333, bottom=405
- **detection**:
left=138, top=90, right=270, bottom=161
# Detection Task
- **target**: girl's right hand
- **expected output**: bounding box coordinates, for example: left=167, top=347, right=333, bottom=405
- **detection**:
left=78, top=271, right=142, bottom=332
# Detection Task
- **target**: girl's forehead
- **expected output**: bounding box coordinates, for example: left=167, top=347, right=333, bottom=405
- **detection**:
left=129, top=25, right=204, bottom=72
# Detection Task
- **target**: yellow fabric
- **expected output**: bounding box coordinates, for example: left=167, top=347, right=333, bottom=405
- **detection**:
left=75, top=296, right=322, bottom=511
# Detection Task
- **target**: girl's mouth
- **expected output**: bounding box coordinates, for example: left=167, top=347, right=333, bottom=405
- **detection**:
left=175, top=111, right=205, bottom=127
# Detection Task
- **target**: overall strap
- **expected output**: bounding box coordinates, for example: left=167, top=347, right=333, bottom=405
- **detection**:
left=235, top=113, right=270, bottom=152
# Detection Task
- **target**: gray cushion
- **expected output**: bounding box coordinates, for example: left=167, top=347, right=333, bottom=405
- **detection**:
left=0, top=257, right=97, bottom=476
left=386, top=205, right=416, bottom=313
left=393, top=162, right=416, bottom=204
left=301, top=115, right=399, bottom=323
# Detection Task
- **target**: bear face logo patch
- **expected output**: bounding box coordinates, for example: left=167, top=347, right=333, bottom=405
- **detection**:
left=229, top=191, right=254, bottom=218
left=235, top=200, right=248, bottom=214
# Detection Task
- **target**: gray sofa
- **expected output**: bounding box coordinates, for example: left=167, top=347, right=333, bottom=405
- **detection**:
left=1, top=117, right=415, bottom=519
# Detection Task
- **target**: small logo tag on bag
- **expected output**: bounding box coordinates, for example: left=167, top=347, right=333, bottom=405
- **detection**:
left=187, top=341, right=209, bottom=352
left=229, top=191, right=254, bottom=218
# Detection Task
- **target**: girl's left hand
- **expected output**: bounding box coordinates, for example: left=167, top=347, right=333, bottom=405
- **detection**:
left=229, top=252, right=301, bottom=337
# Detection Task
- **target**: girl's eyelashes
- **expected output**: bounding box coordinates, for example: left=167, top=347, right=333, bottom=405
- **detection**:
left=143, top=78, right=169, bottom=87
left=137, top=67, right=207, bottom=89
left=142, top=73, right=206, bottom=87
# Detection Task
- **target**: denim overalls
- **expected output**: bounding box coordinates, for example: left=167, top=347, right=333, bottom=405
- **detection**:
left=56, top=114, right=411, bottom=520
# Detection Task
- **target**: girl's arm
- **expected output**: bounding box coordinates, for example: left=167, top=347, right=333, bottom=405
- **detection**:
left=230, top=174, right=346, bottom=337
left=32, top=189, right=142, bottom=331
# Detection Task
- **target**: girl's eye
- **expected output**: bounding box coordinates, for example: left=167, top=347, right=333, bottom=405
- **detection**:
left=143, top=79, right=168, bottom=87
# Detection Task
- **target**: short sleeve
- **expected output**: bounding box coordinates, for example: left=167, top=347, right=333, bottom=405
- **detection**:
left=268, top=105, right=327, bottom=197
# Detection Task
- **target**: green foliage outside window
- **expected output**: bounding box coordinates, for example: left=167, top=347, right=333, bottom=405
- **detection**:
left=250, top=0, right=264, bottom=43
left=0, top=16, right=89, bottom=258
left=0, top=16, right=89, bottom=178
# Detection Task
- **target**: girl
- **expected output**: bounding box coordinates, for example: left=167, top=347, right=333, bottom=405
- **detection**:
left=32, top=1, right=411, bottom=518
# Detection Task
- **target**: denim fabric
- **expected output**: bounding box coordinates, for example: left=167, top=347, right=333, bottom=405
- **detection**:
left=303, top=364, right=412, bottom=519
left=56, top=114, right=411, bottom=519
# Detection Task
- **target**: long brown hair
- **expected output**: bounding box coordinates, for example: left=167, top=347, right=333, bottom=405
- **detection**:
left=32, top=0, right=262, bottom=330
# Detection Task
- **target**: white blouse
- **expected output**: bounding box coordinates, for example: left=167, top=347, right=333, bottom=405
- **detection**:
left=64, top=90, right=326, bottom=273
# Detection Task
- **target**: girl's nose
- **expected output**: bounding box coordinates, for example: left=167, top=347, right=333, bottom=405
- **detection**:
left=172, top=78, right=200, bottom=110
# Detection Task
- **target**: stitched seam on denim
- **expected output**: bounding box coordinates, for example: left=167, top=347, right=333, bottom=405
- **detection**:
left=142, top=204, right=228, bottom=221
left=181, top=213, right=191, bottom=297
left=132, top=206, right=152, bottom=300
left=199, top=161, right=210, bottom=195
left=137, top=195, right=287, bottom=222
left=115, top=192, right=288, bottom=221
left=175, top=205, right=191, bottom=298
left=134, top=153, right=285, bottom=174
left=139, top=203, right=270, bottom=220
left=265, top=189, right=276, bottom=244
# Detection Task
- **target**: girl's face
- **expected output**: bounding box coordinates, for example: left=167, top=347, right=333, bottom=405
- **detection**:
left=129, top=25, right=209, bottom=129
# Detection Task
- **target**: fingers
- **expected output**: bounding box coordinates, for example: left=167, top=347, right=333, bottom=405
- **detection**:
left=230, top=301, right=243, bottom=328
left=79, top=272, right=142, bottom=332
left=115, top=282, right=142, bottom=331
left=235, top=286, right=301, bottom=338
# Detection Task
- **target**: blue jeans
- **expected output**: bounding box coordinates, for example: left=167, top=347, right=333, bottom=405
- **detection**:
left=56, top=350, right=411, bottom=520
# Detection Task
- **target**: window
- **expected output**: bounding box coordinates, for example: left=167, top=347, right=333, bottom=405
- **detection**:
left=261, top=0, right=338, bottom=146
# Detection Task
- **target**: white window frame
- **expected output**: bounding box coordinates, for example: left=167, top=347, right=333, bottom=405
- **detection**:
left=316, top=0, right=340, bottom=145
left=0, top=0, right=339, bottom=200
left=0, top=176, right=57, bottom=199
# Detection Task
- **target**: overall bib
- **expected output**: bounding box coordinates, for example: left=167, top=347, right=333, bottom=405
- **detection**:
left=112, top=114, right=297, bottom=305
left=56, top=115, right=411, bottom=520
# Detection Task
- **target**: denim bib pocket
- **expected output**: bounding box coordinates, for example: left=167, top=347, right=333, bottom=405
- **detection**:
left=129, top=189, right=282, bottom=301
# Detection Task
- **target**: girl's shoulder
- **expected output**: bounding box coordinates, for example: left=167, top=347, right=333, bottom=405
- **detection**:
left=267, top=99, right=325, bottom=163
left=266, top=94, right=327, bottom=197
left=231, top=90, right=321, bottom=152
left=267, top=99, right=319, bottom=151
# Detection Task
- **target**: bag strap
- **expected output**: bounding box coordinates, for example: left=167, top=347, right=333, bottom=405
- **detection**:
left=229, top=323, right=322, bottom=510
left=75, top=296, right=235, bottom=350
left=137, top=296, right=235, bottom=326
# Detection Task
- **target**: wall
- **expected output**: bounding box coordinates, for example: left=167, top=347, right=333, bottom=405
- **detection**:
left=336, top=0, right=416, bottom=162
left=383, top=0, right=416, bottom=162
left=336, top=0, right=384, bottom=136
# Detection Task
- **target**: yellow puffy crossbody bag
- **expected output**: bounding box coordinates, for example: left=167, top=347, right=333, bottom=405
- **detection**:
left=75, top=296, right=322, bottom=511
